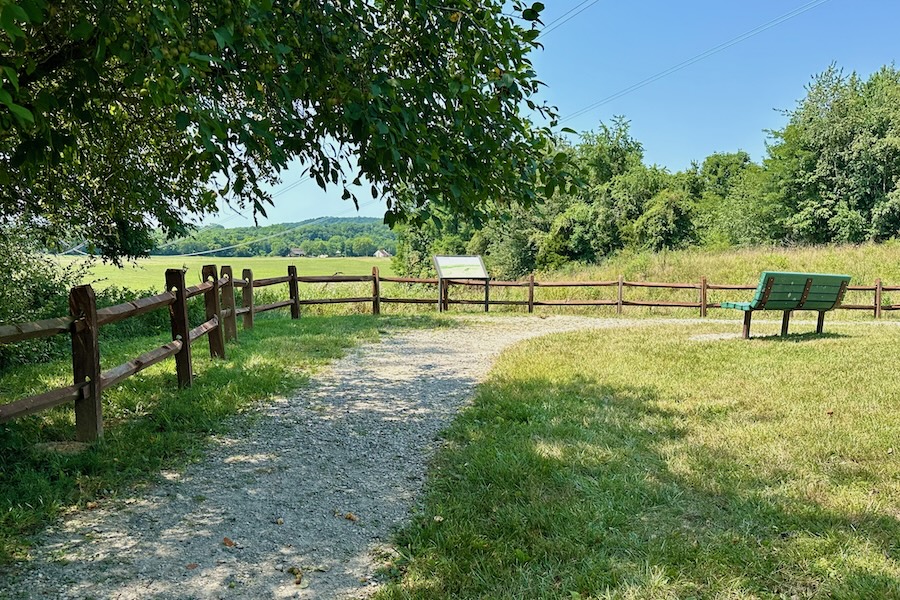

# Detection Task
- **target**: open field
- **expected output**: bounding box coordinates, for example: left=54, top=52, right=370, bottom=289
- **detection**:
left=48, top=244, right=900, bottom=321
left=379, top=321, right=900, bottom=599
left=52, top=255, right=395, bottom=291
left=0, top=314, right=445, bottom=563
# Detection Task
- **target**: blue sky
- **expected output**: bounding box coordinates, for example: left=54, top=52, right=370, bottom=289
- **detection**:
left=214, top=0, right=897, bottom=227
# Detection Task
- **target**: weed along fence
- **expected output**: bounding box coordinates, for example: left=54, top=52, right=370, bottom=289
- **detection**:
left=2, top=265, right=898, bottom=440
left=0, top=265, right=304, bottom=441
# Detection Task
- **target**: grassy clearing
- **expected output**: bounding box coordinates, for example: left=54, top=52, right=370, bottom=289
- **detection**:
left=0, top=313, right=446, bottom=565
left=378, top=321, right=900, bottom=599
left=52, top=255, right=395, bottom=291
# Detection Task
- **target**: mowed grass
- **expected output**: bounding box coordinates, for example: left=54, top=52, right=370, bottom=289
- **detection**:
left=0, top=313, right=445, bottom=564
left=52, top=255, right=395, bottom=291
left=378, top=322, right=900, bottom=599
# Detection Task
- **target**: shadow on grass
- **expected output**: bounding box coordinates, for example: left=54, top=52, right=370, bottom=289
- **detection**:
left=0, top=313, right=446, bottom=565
left=384, top=374, right=900, bottom=599
left=752, top=330, right=851, bottom=342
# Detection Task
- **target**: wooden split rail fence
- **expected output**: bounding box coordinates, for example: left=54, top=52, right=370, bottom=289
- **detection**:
left=306, top=272, right=898, bottom=318
left=2, top=266, right=897, bottom=439
left=0, top=265, right=305, bottom=441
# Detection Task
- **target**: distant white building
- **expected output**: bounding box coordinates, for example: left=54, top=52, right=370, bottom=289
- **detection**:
left=374, top=249, right=392, bottom=258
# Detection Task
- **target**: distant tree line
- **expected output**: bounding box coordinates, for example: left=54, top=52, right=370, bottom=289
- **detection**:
left=150, top=217, right=396, bottom=257
left=395, top=65, right=900, bottom=279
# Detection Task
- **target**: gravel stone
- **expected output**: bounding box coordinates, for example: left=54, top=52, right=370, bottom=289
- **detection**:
left=0, top=315, right=652, bottom=600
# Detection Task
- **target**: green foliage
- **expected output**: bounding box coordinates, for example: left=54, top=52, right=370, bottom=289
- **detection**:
left=632, top=188, right=696, bottom=251
left=393, top=63, right=900, bottom=277
left=0, top=228, right=86, bottom=368
left=0, top=0, right=569, bottom=259
left=769, top=65, right=900, bottom=243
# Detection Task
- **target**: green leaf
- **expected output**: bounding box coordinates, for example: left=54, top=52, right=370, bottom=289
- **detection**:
left=213, top=27, right=233, bottom=48
left=5, top=4, right=29, bottom=23
left=19, top=0, right=45, bottom=24
left=188, top=52, right=215, bottom=63
left=0, top=67, right=15, bottom=91
left=0, top=6, right=25, bottom=38
left=522, top=8, right=538, bottom=20
left=8, top=103, right=34, bottom=124
left=175, top=111, right=191, bottom=130
left=70, top=17, right=94, bottom=41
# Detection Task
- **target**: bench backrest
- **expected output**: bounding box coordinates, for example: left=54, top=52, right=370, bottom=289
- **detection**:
left=748, top=271, right=851, bottom=311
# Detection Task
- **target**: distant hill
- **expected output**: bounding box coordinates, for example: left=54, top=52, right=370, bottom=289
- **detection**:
left=151, top=216, right=396, bottom=258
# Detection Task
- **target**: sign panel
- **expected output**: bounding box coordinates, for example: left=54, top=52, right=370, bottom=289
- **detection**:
left=433, top=255, right=489, bottom=279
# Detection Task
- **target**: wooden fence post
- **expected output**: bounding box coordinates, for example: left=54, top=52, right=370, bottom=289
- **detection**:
left=372, top=266, right=381, bottom=315
left=288, top=265, right=300, bottom=319
left=165, top=269, right=193, bottom=388
left=443, top=279, right=450, bottom=311
left=875, top=278, right=883, bottom=319
left=242, top=268, right=254, bottom=330
left=201, top=265, right=226, bottom=359
left=484, top=280, right=490, bottom=313
left=70, top=285, right=102, bottom=442
left=528, top=274, right=535, bottom=314
left=700, top=276, right=708, bottom=318
left=221, top=266, right=238, bottom=342
left=617, top=275, right=624, bottom=315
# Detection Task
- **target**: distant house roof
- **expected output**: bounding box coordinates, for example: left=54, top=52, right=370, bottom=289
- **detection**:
left=374, top=249, right=392, bottom=258
left=288, top=248, right=306, bottom=256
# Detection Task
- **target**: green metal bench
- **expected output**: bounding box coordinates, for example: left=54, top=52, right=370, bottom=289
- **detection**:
left=721, top=271, right=851, bottom=338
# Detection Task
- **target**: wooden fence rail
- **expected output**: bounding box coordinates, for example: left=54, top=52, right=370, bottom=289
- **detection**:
left=2, top=267, right=898, bottom=439
left=0, top=265, right=301, bottom=440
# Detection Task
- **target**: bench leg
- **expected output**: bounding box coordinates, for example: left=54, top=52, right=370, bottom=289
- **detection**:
left=816, top=311, right=825, bottom=334
left=742, top=311, right=752, bottom=339
left=781, top=310, right=791, bottom=337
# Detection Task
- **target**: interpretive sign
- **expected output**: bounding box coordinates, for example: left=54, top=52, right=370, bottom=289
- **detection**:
left=433, top=255, right=489, bottom=280
left=433, top=255, right=490, bottom=313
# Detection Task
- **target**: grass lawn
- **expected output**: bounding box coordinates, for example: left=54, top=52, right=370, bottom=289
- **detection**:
left=378, top=322, right=900, bottom=599
left=52, top=255, right=395, bottom=291
left=0, top=313, right=444, bottom=564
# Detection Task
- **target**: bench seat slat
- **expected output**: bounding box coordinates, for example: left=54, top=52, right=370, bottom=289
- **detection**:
left=754, top=291, right=848, bottom=303
left=753, top=284, right=845, bottom=299
left=720, top=301, right=752, bottom=311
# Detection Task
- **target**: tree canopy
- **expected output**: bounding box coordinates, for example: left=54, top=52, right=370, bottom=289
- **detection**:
left=394, top=65, right=900, bottom=279
left=0, top=0, right=566, bottom=258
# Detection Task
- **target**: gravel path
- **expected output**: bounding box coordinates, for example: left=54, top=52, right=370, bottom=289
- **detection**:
left=1, top=315, right=651, bottom=600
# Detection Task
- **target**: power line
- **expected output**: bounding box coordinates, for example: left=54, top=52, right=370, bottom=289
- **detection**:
left=538, top=0, right=596, bottom=32
left=537, top=0, right=602, bottom=40
left=561, top=0, right=832, bottom=124
left=54, top=240, right=87, bottom=256
left=272, top=175, right=315, bottom=198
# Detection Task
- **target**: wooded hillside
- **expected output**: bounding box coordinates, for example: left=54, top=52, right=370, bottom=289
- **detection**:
left=149, top=217, right=396, bottom=257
